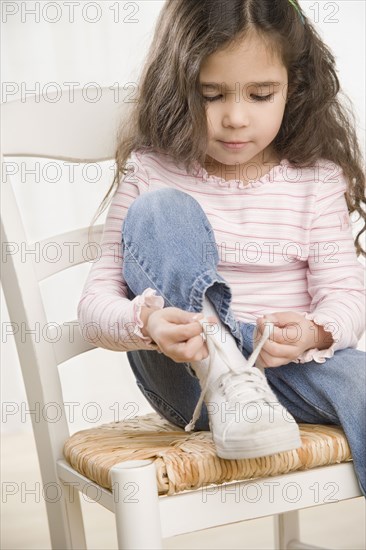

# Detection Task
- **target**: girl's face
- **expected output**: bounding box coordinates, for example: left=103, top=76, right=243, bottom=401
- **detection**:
left=199, top=33, right=288, bottom=180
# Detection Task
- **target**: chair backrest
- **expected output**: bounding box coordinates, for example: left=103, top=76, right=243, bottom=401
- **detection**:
left=1, top=87, right=129, bottom=473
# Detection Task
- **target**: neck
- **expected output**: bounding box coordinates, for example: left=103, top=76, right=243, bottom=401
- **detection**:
left=204, top=148, right=281, bottom=184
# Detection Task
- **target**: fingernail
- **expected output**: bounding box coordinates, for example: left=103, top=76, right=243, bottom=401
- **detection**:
left=192, top=313, right=203, bottom=320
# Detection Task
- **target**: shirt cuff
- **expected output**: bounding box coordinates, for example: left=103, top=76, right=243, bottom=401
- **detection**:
left=131, top=288, right=165, bottom=351
left=293, top=311, right=339, bottom=364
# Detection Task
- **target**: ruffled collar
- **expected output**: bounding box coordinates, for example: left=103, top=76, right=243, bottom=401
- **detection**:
left=192, top=159, right=290, bottom=189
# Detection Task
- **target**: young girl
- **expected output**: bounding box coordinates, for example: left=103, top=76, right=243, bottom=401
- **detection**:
left=77, top=0, right=366, bottom=496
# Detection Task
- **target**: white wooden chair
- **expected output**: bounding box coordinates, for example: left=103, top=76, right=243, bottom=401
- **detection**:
left=1, top=87, right=363, bottom=550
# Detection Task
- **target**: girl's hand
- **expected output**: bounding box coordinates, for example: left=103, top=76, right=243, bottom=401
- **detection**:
left=253, top=311, right=334, bottom=368
left=145, top=307, right=218, bottom=363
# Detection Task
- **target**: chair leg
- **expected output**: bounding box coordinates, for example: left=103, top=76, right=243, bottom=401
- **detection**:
left=111, top=460, right=163, bottom=550
left=274, top=511, right=300, bottom=550
left=274, top=511, right=327, bottom=550
left=46, top=482, right=86, bottom=549
left=62, top=483, right=87, bottom=549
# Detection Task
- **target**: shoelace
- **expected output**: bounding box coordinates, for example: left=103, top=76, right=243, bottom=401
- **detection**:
left=217, top=369, right=275, bottom=403
left=184, top=319, right=274, bottom=432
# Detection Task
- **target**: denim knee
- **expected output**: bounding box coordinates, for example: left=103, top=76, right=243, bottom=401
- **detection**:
left=124, top=188, right=198, bottom=221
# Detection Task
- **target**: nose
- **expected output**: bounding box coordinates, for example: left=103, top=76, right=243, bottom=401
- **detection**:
left=222, top=97, right=250, bottom=128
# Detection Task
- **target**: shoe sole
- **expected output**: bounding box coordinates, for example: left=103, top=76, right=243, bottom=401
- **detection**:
left=213, top=428, right=302, bottom=460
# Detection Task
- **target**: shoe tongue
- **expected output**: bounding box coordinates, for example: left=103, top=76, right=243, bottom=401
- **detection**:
left=229, top=363, right=249, bottom=374
left=219, top=370, right=273, bottom=400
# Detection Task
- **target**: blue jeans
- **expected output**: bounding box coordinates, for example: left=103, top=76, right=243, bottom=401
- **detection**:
left=121, top=189, right=366, bottom=497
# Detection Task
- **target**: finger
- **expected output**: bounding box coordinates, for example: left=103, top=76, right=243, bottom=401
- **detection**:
left=168, top=323, right=197, bottom=343
left=175, top=334, right=209, bottom=361
left=165, top=308, right=204, bottom=325
left=260, top=337, right=297, bottom=358
left=254, top=354, right=267, bottom=370
left=261, top=312, right=304, bottom=332
left=174, top=316, right=218, bottom=343
left=262, top=312, right=298, bottom=326
left=258, top=348, right=292, bottom=368
left=256, top=316, right=277, bottom=336
left=277, top=325, right=305, bottom=346
left=256, top=313, right=280, bottom=330
left=257, top=318, right=300, bottom=346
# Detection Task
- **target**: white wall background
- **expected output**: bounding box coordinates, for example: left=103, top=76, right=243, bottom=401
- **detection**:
left=1, top=1, right=365, bottom=435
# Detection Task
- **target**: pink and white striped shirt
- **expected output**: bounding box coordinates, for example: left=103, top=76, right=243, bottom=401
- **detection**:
left=77, top=148, right=366, bottom=363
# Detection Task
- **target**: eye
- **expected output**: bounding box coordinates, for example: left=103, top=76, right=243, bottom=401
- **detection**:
left=203, top=93, right=275, bottom=103
left=202, top=95, right=222, bottom=102
left=251, top=94, right=274, bottom=102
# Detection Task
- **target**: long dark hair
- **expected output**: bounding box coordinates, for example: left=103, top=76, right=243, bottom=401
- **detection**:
left=90, top=0, right=365, bottom=256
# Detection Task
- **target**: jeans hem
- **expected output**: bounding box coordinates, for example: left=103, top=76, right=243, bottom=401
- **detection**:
left=189, top=268, right=230, bottom=307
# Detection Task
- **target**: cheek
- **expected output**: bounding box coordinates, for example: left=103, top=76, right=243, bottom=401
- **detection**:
left=206, top=108, right=218, bottom=134
left=274, top=103, right=286, bottom=130
left=261, top=102, right=285, bottom=132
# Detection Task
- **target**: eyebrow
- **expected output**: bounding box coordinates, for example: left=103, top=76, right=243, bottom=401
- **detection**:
left=200, top=81, right=281, bottom=88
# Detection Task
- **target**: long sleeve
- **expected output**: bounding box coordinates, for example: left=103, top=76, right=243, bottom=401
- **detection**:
left=295, top=162, right=366, bottom=364
left=77, top=150, right=164, bottom=352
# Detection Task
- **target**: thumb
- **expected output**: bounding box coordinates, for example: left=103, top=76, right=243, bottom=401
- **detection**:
left=191, top=312, right=219, bottom=324
left=257, top=314, right=277, bottom=324
left=173, top=309, right=205, bottom=324
left=256, top=314, right=278, bottom=334
left=262, top=314, right=279, bottom=325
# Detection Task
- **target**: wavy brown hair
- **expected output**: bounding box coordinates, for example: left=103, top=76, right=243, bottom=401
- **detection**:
left=90, top=0, right=365, bottom=256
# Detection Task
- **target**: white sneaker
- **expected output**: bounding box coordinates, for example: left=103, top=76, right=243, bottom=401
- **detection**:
left=185, top=319, right=302, bottom=459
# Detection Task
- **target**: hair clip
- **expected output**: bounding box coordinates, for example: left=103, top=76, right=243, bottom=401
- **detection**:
left=288, top=0, right=305, bottom=25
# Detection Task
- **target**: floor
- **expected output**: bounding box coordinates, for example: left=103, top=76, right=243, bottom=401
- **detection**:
left=1, top=432, right=365, bottom=550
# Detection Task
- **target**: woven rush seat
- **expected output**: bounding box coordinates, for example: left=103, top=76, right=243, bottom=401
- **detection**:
left=63, top=412, right=352, bottom=496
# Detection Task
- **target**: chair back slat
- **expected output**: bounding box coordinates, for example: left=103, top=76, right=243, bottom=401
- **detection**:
left=34, top=225, right=104, bottom=281
left=2, top=87, right=129, bottom=160
left=50, top=320, right=97, bottom=365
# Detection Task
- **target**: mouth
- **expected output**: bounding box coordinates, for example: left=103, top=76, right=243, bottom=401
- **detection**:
left=219, top=141, right=250, bottom=150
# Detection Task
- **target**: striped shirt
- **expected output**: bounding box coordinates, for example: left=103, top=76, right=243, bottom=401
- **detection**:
left=77, top=148, right=366, bottom=363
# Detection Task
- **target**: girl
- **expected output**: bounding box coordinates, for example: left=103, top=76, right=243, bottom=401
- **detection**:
left=77, top=0, right=366, bottom=495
